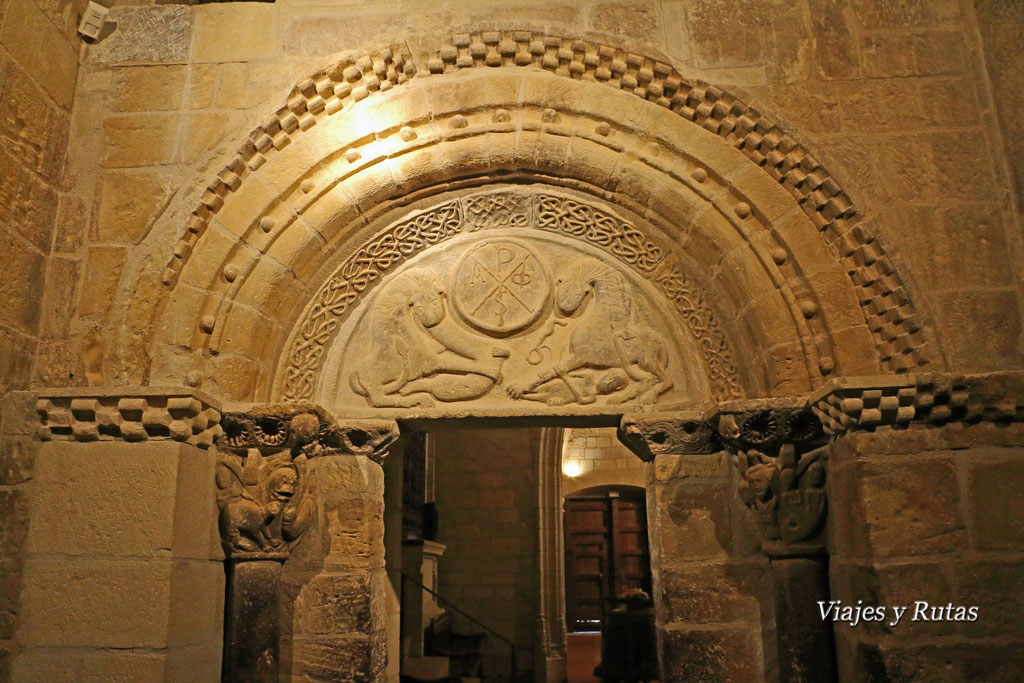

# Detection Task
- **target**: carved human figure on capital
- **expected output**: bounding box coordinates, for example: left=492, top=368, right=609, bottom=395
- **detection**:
left=349, top=268, right=509, bottom=408
left=506, top=259, right=672, bottom=406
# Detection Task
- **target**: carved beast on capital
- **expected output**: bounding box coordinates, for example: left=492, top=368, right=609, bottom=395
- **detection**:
left=214, top=406, right=399, bottom=559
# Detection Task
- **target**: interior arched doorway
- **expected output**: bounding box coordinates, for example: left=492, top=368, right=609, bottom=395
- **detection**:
left=46, top=28, right=955, bottom=683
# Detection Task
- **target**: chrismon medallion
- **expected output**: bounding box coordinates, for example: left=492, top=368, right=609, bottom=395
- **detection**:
left=451, top=239, right=551, bottom=336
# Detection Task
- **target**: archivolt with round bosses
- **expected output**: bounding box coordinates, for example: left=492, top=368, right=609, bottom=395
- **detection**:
left=148, top=30, right=937, bottom=402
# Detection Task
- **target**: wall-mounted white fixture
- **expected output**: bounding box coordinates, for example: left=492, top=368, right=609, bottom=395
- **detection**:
left=77, top=2, right=109, bottom=40
left=562, top=460, right=582, bottom=478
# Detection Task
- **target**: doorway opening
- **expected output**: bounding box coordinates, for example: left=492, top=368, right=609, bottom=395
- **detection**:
left=563, top=485, right=652, bottom=634
left=563, top=485, right=653, bottom=683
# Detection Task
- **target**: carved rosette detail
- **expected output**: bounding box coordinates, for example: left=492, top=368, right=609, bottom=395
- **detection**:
left=215, top=406, right=399, bottom=560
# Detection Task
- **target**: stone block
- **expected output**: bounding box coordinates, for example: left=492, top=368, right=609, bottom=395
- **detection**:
left=171, top=443, right=219, bottom=560
left=26, top=441, right=179, bottom=557
left=855, top=455, right=965, bottom=557
left=653, top=453, right=725, bottom=482
left=0, top=437, right=36, bottom=486
left=0, top=557, right=23, bottom=613
left=165, top=642, right=223, bottom=683
left=969, top=455, right=1024, bottom=550
left=810, top=0, right=861, bottom=80
left=652, top=479, right=731, bottom=560
left=282, top=11, right=403, bottom=57
left=957, top=560, right=1024, bottom=638
left=0, top=225, right=46, bottom=335
left=0, top=0, right=79, bottom=109
left=168, top=560, right=224, bottom=648
left=110, top=65, right=188, bottom=112
left=97, top=169, right=176, bottom=244
left=942, top=422, right=1024, bottom=450
left=8, top=649, right=80, bottom=681
left=181, top=111, right=243, bottom=164
left=86, top=7, right=192, bottom=65
left=37, top=256, right=79, bottom=339
left=849, top=0, right=960, bottom=29
left=661, top=626, right=759, bottom=682
left=940, top=289, right=1023, bottom=373
left=19, top=557, right=173, bottom=647
left=293, top=571, right=381, bottom=635
left=831, top=560, right=955, bottom=637
left=852, top=640, right=1024, bottom=682
left=660, top=562, right=765, bottom=624
left=77, top=246, right=126, bottom=318
left=80, top=651, right=167, bottom=682
left=101, top=113, right=179, bottom=168
left=0, top=488, right=29, bottom=556
left=590, top=3, right=661, bottom=42
left=1, top=391, right=40, bottom=437
left=291, top=632, right=386, bottom=681
left=52, top=193, right=87, bottom=253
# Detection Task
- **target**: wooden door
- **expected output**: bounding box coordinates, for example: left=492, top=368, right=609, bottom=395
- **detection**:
left=564, top=493, right=652, bottom=633
left=610, top=497, right=650, bottom=599
left=564, top=499, right=611, bottom=632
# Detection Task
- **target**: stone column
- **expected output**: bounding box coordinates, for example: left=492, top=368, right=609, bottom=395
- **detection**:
left=10, top=390, right=224, bottom=681
left=286, top=419, right=399, bottom=683
left=619, top=413, right=770, bottom=682
left=710, top=401, right=835, bottom=683
left=214, top=407, right=398, bottom=683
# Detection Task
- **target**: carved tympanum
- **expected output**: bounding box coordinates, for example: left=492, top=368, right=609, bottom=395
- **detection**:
left=452, top=239, right=550, bottom=335
left=507, top=259, right=672, bottom=406
left=332, top=231, right=697, bottom=411
left=347, top=267, right=509, bottom=408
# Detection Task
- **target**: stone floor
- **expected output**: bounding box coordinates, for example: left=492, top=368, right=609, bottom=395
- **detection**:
left=567, top=633, right=602, bottom=683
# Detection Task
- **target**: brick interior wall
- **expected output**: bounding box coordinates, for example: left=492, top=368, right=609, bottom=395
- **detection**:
left=561, top=427, right=645, bottom=494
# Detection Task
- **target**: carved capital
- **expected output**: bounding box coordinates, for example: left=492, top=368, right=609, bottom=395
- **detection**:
left=707, top=401, right=828, bottom=554
left=214, top=407, right=399, bottom=561
left=617, top=412, right=716, bottom=461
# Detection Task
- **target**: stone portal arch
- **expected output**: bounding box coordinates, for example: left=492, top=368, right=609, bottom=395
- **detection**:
left=115, top=30, right=939, bottom=408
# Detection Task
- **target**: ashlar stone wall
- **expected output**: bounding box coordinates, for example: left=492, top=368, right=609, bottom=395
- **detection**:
left=828, top=424, right=1024, bottom=681
left=24, top=0, right=1021, bottom=400
left=0, top=0, right=81, bottom=394
left=433, top=428, right=541, bottom=682
left=561, top=426, right=644, bottom=494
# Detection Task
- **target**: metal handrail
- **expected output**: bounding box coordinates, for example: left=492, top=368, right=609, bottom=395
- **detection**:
left=401, top=571, right=519, bottom=679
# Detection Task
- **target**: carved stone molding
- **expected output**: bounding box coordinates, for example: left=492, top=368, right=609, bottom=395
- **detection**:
left=617, top=412, right=715, bottom=462
left=161, top=31, right=931, bottom=382
left=34, top=389, right=222, bottom=449
left=810, top=371, right=1024, bottom=436
left=215, top=405, right=399, bottom=561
